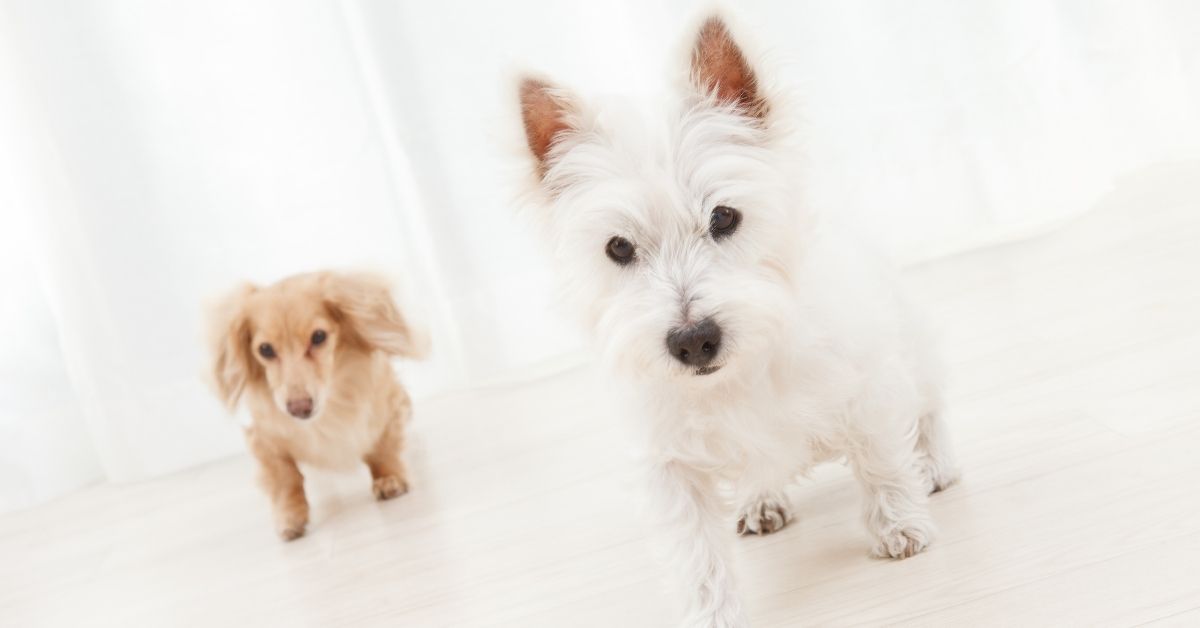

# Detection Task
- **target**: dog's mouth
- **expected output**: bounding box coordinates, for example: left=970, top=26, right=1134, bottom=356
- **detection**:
left=695, top=365, right=723, bottom=376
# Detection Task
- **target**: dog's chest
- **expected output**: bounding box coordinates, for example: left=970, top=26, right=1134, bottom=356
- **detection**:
left=657, top=380, right=847, bottom=475
left=285, top=410, right=379, bottom=470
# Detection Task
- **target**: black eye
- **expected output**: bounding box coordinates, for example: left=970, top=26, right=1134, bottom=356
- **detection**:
left=258, top=343, right=276, bottom=359
left=311, top=329, right=327, bottom=346
left=710, top=205, right=741, bottom=239
left=606, top=236, right=636, bottom=265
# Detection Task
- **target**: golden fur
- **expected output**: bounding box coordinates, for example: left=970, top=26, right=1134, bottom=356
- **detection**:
left=207, top=271, right=425, bottom=540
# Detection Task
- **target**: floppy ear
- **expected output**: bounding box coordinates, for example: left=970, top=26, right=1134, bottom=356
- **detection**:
left=519, top=77, right=580, bottom=178
left=207, top=283, right=258, bottom=410
left=323, top=273, right=428, bottom=359
left=690, top=16, right=767, bottom=120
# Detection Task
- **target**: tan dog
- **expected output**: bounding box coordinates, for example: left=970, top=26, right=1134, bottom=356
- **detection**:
left=208, top=272, right=426, bottom=540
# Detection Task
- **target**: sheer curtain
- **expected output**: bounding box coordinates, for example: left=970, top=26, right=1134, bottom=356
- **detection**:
left=1, top=0, right=1197, bottom=512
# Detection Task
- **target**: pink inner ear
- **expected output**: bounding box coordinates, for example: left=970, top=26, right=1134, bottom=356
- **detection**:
left=519, top=78, right=573, bottom=173
left=692, top=17, right=766, bottom=119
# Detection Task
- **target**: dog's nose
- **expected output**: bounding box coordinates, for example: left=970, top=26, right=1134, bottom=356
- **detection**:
left=666, top=318, right=722, bottom=368
left=286, top=397, right=314, bottom=419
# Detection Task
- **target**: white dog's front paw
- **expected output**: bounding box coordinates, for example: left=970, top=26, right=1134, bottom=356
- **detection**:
left=735, top=497, right=792, bottom=536
left=871, top=521, right=934, bottom=559
left=685, top=604, right=748, bottom=628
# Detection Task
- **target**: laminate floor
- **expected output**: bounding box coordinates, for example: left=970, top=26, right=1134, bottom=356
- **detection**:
left=5, top=162, right=1200, bottom=627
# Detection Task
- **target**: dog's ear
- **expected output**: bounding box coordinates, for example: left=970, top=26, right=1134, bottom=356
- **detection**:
left=323, top=273, right=428, bottom=359
left=519, top=77, right=579, bottom=177
left=207, top=283, right=258, bottom=410
left=690, top=16, right=767, bottom=120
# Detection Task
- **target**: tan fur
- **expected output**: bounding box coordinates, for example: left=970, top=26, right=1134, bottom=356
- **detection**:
left=691, top=16, right=767, bottom=120
left=519, top=77, right=576, bottom=176
left=207, top=272, right=422, bottom=540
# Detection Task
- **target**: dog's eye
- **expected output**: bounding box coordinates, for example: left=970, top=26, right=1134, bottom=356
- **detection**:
left=606, top=236, right=636, bottom=265
left=258, top=343, right=276, bottom=359
left=311, top=329, right=327, bottom=346
left=710, top=205, right=741, bottom=239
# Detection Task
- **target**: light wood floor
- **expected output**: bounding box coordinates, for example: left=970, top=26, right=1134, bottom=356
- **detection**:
left=5, top=162, right=1200, bottom=627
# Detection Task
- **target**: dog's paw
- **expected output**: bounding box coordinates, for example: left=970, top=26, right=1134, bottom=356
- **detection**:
left=735, top=497, right=791, bottom=536
left=372, top=475, right=409, bottom=500
left=278, top=524, right=306, bottom=542
left=276, top=512, right=308, bottom=542
left=689, top=608, right=748, bottom=628
left=871, top=522, right=933, bottom=559
left=921, top=457, right=962, bottom=495
left=685, top=602, right=748, bottom=628
left=688, top=615, right=747, bottom=628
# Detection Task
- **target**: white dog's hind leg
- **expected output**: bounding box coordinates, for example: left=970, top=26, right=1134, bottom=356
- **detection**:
left=647, top=462, right=748, bottom=628
left=917, top=411, right=961, bottom=494
left=848, top=430, right=936, bottom=559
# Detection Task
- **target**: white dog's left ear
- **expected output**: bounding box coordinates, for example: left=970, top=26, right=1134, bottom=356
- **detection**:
left=519, top=77, right=579, bottom=178
left=690, top=16, right=767, bottom=120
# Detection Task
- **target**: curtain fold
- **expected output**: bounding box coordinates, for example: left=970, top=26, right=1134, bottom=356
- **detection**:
left=1, top=0, right=1198, bottom=512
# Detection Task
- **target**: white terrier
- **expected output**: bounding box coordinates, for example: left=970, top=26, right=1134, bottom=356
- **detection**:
left=517, top=16, right=960, bottom=627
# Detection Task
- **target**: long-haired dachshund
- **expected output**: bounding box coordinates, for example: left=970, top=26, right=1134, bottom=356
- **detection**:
left=207, top=271, right=426, bottom=540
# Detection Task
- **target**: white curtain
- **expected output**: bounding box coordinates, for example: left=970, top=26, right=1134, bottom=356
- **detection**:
left=1, top=0, right=1197, bottom=512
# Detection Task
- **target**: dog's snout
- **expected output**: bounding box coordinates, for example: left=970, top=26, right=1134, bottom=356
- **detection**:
left=286, top=397, right=314, bottom=419
left=666, top=318, right=722, bottom=368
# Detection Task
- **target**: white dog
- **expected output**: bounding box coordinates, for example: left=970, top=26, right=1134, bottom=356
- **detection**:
left=517, top=15, right=960, bottom=627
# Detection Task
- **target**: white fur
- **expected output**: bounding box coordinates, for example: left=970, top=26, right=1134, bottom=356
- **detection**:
left=520, top=23, right=960, bottom=628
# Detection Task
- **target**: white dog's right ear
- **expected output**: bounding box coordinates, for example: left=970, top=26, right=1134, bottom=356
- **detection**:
left=690, top=16, right=768, bottom=121
left=519, top=77, right=578, bottom=178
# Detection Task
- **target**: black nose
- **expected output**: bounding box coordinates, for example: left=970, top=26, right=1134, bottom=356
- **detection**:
left=666, top=318, right=722, bottom=367
left=287, top=397, right=313, bottom=419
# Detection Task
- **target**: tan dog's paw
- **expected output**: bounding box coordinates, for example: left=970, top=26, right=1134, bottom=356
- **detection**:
left=276, top=512, right=308, bottom=542
left=736, top=498, right=791, bottom=536
left=278, top=524, right=306, bottom=541
left=372, top=475, right=409, bottom=500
